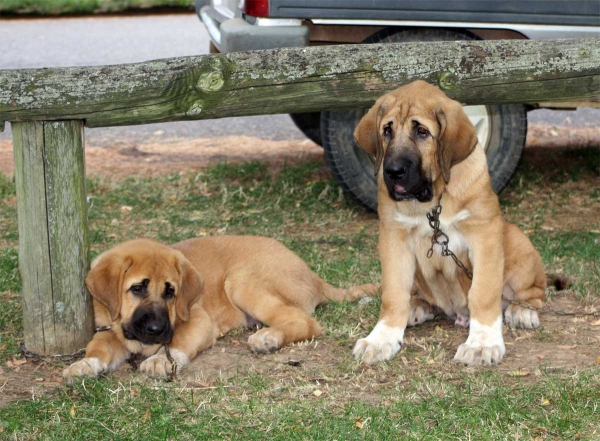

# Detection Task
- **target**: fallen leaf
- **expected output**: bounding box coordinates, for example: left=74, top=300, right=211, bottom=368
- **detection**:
left=507, top=369, right=530, bottom=377
left=10, top=358, right=26, bottom=366
left=591, top=319, right=600, bottom=326
left=120, top=206, right=133, bottom=214
left=355, top=421, right=363, bottom=429
left=34, top=377, right=44, bottom=382
left=540, top=398, right=551, bottom=406
left=595, top=357, right=600, bottom=364
left=313, top=389, right=323, bottom=397
left=143, top=410, right=151, bottom=421
left=558, top=345, right=577, bottom=350
left=0, top=344, right=6, bottom=351
left=69, top=405, right=76, bottom=417
left=535, top=354, right=545, bottom=360
left=0, top=426, right=3, bottom=434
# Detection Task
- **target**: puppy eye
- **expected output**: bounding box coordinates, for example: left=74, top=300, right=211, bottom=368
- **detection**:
left=417, top=126, right=429, bottom=137
left=164, top=283, right=175, bottom=300
left=130, top=284, right=144, bottom=296
left=383, top=125, right=393, bottom=138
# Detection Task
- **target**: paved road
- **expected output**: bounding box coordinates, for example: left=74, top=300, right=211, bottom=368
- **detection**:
left=1, top=14, right=598, bottom=144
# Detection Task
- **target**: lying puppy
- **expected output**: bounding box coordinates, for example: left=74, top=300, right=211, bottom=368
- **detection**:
left=352, top=80, right=546, bottom=367
left=63, top=236, right=377, bottom=381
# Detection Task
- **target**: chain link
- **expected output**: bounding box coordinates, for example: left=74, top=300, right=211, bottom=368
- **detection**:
left=19, top=342, right=86, bottom=363
left=426, top=195, right=473, bottom=280
left=164, top=344, right=178, bottom=380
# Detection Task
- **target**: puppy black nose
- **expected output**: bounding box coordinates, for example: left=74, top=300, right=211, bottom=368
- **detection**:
left=145, top=320, right=165, bottom=336
left=385, top=162, right=407, bottom=179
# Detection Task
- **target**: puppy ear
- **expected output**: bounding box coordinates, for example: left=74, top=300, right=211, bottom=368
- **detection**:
left=85, top=253, right=132, bottom=321
left=175, top=255, right=204, bottom=322
left=436, top=102, right=478, bottom=183
left=354, top=95, right=395, bottom=175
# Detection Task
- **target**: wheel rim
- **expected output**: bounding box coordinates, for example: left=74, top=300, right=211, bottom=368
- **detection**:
left=463, top=105, right=491, bottom=151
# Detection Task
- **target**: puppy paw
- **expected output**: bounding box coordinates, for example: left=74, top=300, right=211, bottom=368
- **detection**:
left=454, top=343, right=505, bottom=366
left=352, top=321, right=404, bottom=364
left=504, top=304, right=540, bottom=329
left=407, top=304, right=435, bottom=327
left=63, top=357, right=106, bottom=383
left=248, top=328, right=284, bottom=354
left=140, top=348, right=189, bottom=378
left=453, top=317, right=505, bottom=366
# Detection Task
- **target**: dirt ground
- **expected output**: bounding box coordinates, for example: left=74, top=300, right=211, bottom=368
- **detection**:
left=0, top=123, right=598, bottom=407
left=0, top=124, right=598, bottom=179
left=0, top=293, right=598, bottom=407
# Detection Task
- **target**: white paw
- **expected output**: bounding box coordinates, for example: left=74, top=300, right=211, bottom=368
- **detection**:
left=454, top=316, right=505, bottom=366
left=63, top=357, right=106, bottom=383
left=353, top=321, right=405, bottom=364
left=407, top=304, right=435, bottom=327
left=140, top=348, right=189, bottom=378
left=504, top=304, right=540, bottom=329
left=248, top=328, right=283, bottom=354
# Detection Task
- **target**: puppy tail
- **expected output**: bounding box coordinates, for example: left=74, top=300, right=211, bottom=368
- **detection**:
left=546, top=273, right=571, bottom=291
left=319, top=281, right=380, bottom=303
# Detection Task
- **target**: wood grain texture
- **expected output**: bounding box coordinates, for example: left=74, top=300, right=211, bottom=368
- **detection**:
left=1, top=38, right=598, bottom=128
left=12, top=120, right=94, bottom=355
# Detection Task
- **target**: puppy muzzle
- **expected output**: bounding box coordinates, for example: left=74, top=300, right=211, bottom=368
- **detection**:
left=383, top=156, right=433, bottom=203
left=122, top=306, right=173, bottom=345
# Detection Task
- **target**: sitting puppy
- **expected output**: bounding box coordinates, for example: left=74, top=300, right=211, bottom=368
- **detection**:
left=351, top=80, right=546, bottom=367
left=64, top=236, right=377, bottom=381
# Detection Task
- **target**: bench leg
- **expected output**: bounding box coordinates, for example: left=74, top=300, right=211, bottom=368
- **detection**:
left=12, top=120, right=93, bottom=355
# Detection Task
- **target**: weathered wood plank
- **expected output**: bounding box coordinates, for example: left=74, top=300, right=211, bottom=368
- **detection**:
left=1, top=38, right=598, bottom=128
left=12, top=120, right=93, bottom=355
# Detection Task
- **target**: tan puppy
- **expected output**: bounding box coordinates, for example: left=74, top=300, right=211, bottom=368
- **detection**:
left=63, top=236, right=377, bottom=381
left=351, top=80, right=545, bottom=367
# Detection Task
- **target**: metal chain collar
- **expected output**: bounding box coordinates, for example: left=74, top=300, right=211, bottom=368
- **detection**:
left=426, top=194, right=474, bottom=280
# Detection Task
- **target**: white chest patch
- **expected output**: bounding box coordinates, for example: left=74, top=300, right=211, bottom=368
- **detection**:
left=394, top=207, right=471, bottom=254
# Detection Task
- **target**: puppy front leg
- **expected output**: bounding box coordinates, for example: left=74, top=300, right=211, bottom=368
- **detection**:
left=353, top=226, right=415, bottom=364
left=140, top=304, right=216, bottom=378
left=63, top=330, right=129, bottom=383
left=455, top=219, right=505, bottom=366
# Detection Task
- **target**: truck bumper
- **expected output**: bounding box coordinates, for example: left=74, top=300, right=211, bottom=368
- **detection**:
left=199, top=6, right=309, bottom=53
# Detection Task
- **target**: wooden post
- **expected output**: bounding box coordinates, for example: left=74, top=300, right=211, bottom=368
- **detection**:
left=12, top=120, right=93, bottom=355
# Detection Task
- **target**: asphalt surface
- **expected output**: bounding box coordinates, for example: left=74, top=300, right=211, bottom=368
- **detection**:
left=1, top=14, right=598, bottom=144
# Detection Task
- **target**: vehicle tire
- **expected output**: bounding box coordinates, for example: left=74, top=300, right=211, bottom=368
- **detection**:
left=290, top=112, right=322, bottom=146
left=321, top=28, right=527, bottom=211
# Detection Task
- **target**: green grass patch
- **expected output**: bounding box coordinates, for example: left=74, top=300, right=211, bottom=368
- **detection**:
left=0, top=0, right=194, bottom=16
left=0, top=370, right=598, bottom=440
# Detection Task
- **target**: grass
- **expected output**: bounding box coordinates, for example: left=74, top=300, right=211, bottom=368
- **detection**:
left=0, top=145, right=599, bottom=439
left=1, top=370, right=598, bottom=440
left=0, top=0, right=194, bottom=16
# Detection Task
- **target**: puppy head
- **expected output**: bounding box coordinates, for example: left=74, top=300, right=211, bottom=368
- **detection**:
left=85, top=239, right=204, bottom=345
left=354, top=80, right=478, bottom=202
